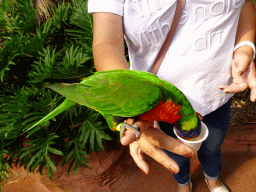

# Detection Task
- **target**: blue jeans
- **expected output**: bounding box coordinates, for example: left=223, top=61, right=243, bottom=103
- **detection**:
left=158, top=99, right=232, bottom=186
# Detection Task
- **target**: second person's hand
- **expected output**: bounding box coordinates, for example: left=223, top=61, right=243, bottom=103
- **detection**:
left=219, top=48, right=256, bottom=101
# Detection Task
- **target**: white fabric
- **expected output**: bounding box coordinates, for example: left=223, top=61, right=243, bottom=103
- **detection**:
left=88, top=0, right=245, bottom=116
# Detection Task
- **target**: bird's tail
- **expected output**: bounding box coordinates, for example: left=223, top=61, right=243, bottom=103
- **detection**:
left=24, top=98, right=77, bottom=135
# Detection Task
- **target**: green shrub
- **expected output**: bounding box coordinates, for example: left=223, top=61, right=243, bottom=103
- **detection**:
left=0, top=0, right=117, bottom=181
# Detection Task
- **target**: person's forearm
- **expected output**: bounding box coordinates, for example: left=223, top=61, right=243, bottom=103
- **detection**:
left=93, top=42, right=129, bottom=71
left=92, top=12, right=129, bottom=71
left=234, top=0, right=256, bottom=57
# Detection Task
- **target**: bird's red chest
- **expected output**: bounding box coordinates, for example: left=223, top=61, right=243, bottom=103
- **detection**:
left=139, top=99, right=183, bottom=124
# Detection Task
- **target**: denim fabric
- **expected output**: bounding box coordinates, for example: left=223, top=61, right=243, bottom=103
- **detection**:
left=158, top=99, right=232, bottom=185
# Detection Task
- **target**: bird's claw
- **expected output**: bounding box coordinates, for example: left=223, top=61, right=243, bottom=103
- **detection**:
left=119, top=123, right=141, bottom=141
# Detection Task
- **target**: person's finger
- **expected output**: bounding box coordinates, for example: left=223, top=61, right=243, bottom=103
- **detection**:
left=136, top=137, right=180, bottom=174
left=121, top=119, right=154, bottom=145
left=219, top=83, right=248, bottom=93
left=129, top=142, right=149, bottom=174
left=142, top=128, right=194, bottom=158
left=125, top=118, right=135, bottom=125
left=250, top=88, right=256, bottom=102
left=154, top=121, right=160, bottom=129
left=120, top=129, right=137, bottom=145
left=120, top=118, right=137, bottom=145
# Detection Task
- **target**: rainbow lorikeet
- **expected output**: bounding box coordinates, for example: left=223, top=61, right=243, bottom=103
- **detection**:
left=28, top=69, right=201, bottom=140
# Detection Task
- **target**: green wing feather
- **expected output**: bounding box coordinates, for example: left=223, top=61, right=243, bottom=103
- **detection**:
left=48, top=70, right=162, bottom=117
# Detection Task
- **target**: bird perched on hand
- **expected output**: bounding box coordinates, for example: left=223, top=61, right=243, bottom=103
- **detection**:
left=27, top=69, right=201, bottom=140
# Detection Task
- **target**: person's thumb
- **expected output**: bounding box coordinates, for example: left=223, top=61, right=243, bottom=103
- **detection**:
left=234, top=54, right=251, bottom=76
left=248, top=61, right=256, bottom=102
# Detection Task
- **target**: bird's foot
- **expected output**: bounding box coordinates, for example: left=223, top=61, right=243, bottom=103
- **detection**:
left=118, top=123, right=141, bottom=141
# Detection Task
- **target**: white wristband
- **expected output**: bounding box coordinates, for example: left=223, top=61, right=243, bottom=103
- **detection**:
left=234, top=41, right=256, bottom=60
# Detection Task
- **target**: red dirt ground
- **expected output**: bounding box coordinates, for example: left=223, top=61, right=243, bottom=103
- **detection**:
left=2, top=124, right=256, bottom=192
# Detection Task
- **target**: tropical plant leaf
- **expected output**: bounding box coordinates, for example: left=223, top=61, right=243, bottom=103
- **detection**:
left=78, top=111, right=112, bottom=152
left=0, top=34, right=22, bottom=82
left=0, top=0, right=36, bottom=34
left=61, top=139, right=90, bottom=175
left=0, top=86, right=31, bottom=140
left=18, top=133, right=64, bottom=179
left=68, top=0, right=93, bottom=41
left=0, top=141, right=14, bottom=182
left=60, top=108, right=112, bottom=174
left=28, top=47, right=58, bottom=83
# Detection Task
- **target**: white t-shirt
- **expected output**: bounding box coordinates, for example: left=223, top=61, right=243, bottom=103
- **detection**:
left=88, top=0, right=244, bottom=116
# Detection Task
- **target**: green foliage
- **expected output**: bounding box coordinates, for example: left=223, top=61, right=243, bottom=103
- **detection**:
left=62, top=138, right=90, bottom=175
left=60, top=108, right=112, bottom=175
left=0, top=0, right=36, bottom=34
left=0, top=86, right=31, bottom=140
left=0, top=0, right=113, bottom=182
left=78, top=111, right=112, bottom=152
left=18, top=133, right=64, bottom=180
left=0, top=142, right=13, bottom=182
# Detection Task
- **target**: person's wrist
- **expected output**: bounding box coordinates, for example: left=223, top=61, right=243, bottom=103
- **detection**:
left=234, top=41, right=255, bottom=60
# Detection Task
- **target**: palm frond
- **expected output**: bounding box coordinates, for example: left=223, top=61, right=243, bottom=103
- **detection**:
left=0, top=86, right=31, bottom=140
left=18, top=133, right=64, bottom=180
left=61, top=139, right=90, bottom=175
left=79, top=112, right=112, bottom=152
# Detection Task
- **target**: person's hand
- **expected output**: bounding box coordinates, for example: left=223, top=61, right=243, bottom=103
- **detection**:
left=219, top=49, right=256, bottom=102
left=120, top=118, right=194, bottom=174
